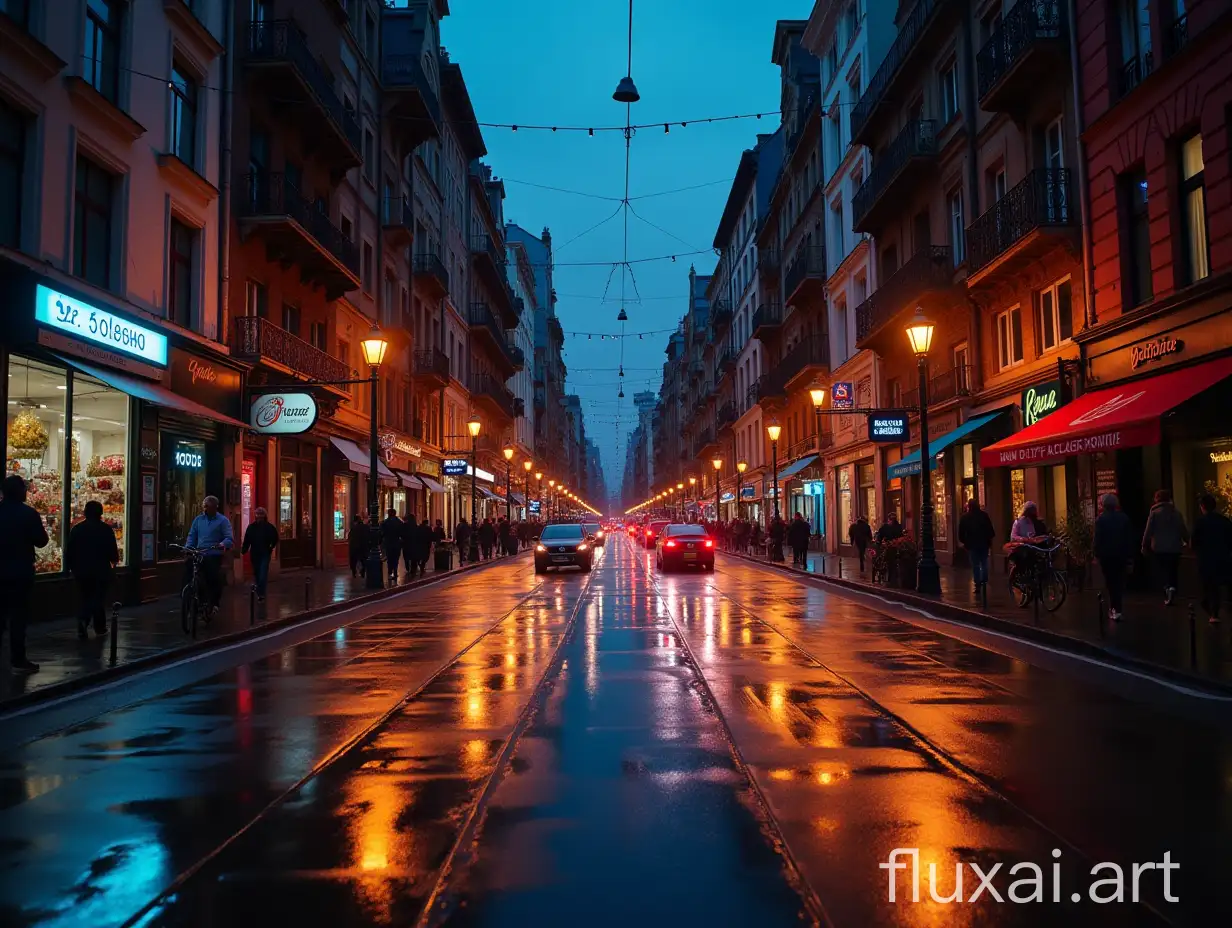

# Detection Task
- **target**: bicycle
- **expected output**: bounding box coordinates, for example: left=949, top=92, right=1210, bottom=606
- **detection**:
left=869, top=544, right=889, bottom=585
left=1008, top=540, right=1068, bottom=612
left=170, top=543, right=221, bottom=636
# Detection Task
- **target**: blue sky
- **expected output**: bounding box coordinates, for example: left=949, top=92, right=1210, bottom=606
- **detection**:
left=442, top=0, right=798, bottom=500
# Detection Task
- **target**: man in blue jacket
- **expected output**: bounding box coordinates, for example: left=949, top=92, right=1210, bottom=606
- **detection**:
left=1094, top=493, right=1134, bottom=622
left=186, top=495, right=234, bottom=617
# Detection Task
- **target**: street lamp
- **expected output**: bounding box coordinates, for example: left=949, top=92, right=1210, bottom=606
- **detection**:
left=467, top=415, right=482, bottom=562
left=534, top=471, right=543, bottom=522
left=809, top=385, right=826, bottom=452
left=523, top=460, right=533, bottom=522
left=906, top=307, right=941, bottom=595
left=737, top=460, right=747, bottom=522
left=503, top=444, right=514, bottom=522
left=676, top=481, right=684, bottom=521
left=548, top=479, right=556, bottom=521
left=711, top=457, right=722, bottom=524
left=360, top=326, right=389, bottom=589
left=766, top=421, right=782, bottom=528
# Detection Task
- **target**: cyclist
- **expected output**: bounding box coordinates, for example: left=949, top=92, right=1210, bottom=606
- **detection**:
left=185, top=495, right=233, bottom=617
left=1008, top=502, right=1052, bottom=603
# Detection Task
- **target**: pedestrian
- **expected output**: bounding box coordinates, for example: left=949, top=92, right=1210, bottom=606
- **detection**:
left=433, top=519, right=447, bottom=545
left=517, top=520, right=530, bottom=550
left=65, top=500, right=119, bottom=639
left=787, top=512, right=811, bottom=568
left=401, top=514, right=419, bottom=578
left=875, top=512, right=905, bottom=546
left=958, top=498, right=996, bottom=593
left=241, top=506, right=279, bottom=601
left=413, top=518, right=434, bottom=576
left=1141, top=488, right=1188, bottom=605
left=1094, top=493, right=1134, bottom=622
left=1011, top=502, right=1049, bottom=540
left=1192, top=493, right=1232, bottom=623
left=498, top=517, right=513, bottom=557
left=456, top=518, right=472, bottom=564
left=380, top=508, right=404, bottom=585
left=479, top=517, right=496, bottom=560
left=186, top=495, right=234, bottom=619
left=848, top=516, right=873, bottom=572
left=769, top=516, right=786, bottom=563
left=0, top=475, right=49, bottom=673
left=348, top=514, right=368, bottom=578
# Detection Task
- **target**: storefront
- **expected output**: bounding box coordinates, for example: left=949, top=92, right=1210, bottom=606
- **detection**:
left=329, top=436, right=394, bottom=563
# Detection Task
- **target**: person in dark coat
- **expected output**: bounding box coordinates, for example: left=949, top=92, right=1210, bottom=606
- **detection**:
left=1141, top=488, right=1189, bottom=605
left=433, top=519, right=447, bottom=545
left=456, top=519, right=472, bottom=564
left=1192, top=493, right=1232, bottom=623
left=958, top=498, right=996, bottom=592
left=380, top=509, right=404, bottom=585
left=875, top=513, right=905, bottom=546
left=1094, top=493, right=1135, bottom=622
left=498, top=518, right=514, bottom=556
left=479, top=518, right=497, bottom=560
left=401, top=515, right=420, bottom=578
left=848, top=516, right=874, bottom=571
left=348, top=514, right=369, bottom=578
left=768, top=515, right=787, bottom=562
left=787, top=512, right=811, bottom=568
left=66, top=499, right=120, bottom=638
left=241, top=506, right=279, bottom=600
left=517, top=520, right=530, bottom=550
left=0, top=474, right=50, bottom=673
left=408, top=519, right=433, bottom=577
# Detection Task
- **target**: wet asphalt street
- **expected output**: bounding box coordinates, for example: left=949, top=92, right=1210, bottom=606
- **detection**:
left=1, top=534, right=1228, bottom=927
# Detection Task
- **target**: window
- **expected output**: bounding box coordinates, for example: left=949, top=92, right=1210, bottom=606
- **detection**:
left=362, top=240, right=373, bottom=292
left=340, top=212, right=353, bottom=242
left=986, top=165, right=1007, bottom=208
left=169, top=63, right=198, bottom=166
left=6, top=357, right=68, bottom=571
left=245, top=279, right=267, bottom=317
left=160, top=435, right=209, bottom=559
left=281, top=302, right=300, bottom=337
left=364, top=10, right=377, bottom=60
left=363, top=128, right=375, bottom=185
left=830, top=198, right=844, bottom=260
left=309, top=321, right=326, bottom=351
left=73, top=157, right=114, bottom=289
left=333, top=475, right=351, bottom=541
left=1120, top=167, right=1152, bottom=305
left=953, top=343, right=970, bottom=392
left=0, top=98, right=24, bottom=249
left=858, top=462, right=876, bottom=523
left=1038, top=278, right=1073, bottom=351
left=981, top=6, right=1003, bottom=43
left=845, top=2, right=859, bottom=43
left=1044, top=117, right=1065, bottom=171
left=940, top=60, right=959, bottom=123
left=278, top=470, right=295, bottom=539
left=826, top=41, right=839, bottom=84
left=1179, top=134, right=1209, bottom=283
left=837, top=467, right=852, bottom=535
left=996, top=306, right=1024, bottom=370
left=168, top=219, right=196, bottom=328
left=948, top=188, right=964, bottom=265
left=84, top=0, right=123, bottom=104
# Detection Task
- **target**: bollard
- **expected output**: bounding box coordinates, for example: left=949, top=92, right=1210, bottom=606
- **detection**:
left=838, top=557, right=843, bottom=579
left=109, top=602, right=121, bottom=666
left=1189, top=602, right=1198, bottom=669
left=1096, top=592, right=1105, bottom=639
left=1033, top=587, right=1040, bottom=626
left=304, top=576, right=312, bottom=612
left=250, top=588, right=256, bottom=626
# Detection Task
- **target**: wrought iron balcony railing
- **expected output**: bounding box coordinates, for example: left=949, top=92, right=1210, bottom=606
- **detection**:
left=902, top=364, right=975, bottom=409
left=779, top=333, right=831, bottom=386
left=716, top=401, right=737, bottom=430
left=853, top=120, right=937, bottom=232
left=412, top=348, right=450, bottom=382
left=241, top=171, right=358, bottom=274
left=966, top=168, right=1073, bottom=273
left=1166, top=14, right=1188, bottom=58
left=751, top=301, right=784, bottom=336
left=855, top=246, right=954, bottom=344
left=976, top=0, right=1064, bottom=102
left=413, top=251, right=449, bottom=291
left=1119, top=51, right=1153, bottom=99
left=231, top=315, right=349, bottom=384
left=469, top=373, right=516, bottom=419
left=784, top=246, right=827, bottom=303
left=757, top=247, right=781, bottom=278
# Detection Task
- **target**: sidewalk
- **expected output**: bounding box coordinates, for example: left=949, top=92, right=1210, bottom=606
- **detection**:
left=0, top=548, right=527, bottom=706
left=728, top=547, right=1232, bottom=687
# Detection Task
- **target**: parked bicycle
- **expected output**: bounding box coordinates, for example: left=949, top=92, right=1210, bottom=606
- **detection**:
left=170, top=543, right=222, bottom=636
left=1008, top=540, right=1068, bottom=612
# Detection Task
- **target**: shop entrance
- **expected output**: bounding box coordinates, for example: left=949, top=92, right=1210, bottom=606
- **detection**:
left=278, top=440, right=317, bottom=568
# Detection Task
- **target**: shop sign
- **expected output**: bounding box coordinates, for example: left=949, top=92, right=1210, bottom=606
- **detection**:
left=1210, top=450, right=1232, bottom=464
left=443, top=458, right=468, bottom=476
left=250, top=393, right=318, bottom=434
left=1095, top=468, right=1118, bottom=499
left=868, top=412, right=910, bottom=442
left=173, top=441, right=204, bottom=469
left=35, top=284, right=169, bottom=367
left=740, top=486, right=756, bottom=499
left=529, top=500, right=542, bottom=515
left=831, top=381, right=855, bottom=410
left=415, top=459, right=441, bottom=476
left=379, top=430, right=423, bottom=463
left=1021, top=379, right=1064, bottom=428
left=720, top=491, right=735, bottom=503
left=803, top=480, right=825, bottom=496
left=170, top=349, right=242, bottom=420
left=1129, top=335, right=1183, bottom=370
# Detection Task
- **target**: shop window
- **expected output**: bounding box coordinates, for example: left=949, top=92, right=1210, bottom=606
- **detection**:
left=73, top=156, right=114, bottom=289
left=932, top=458, right=948, bottom=543
left=958, top=443, right=978, bottom=506
left=71, top=372, right=129, bottom=566
left=169, top=218, right=196, bottom=329
left=857, top=462, right=876, bottom=525
left=84, top=0, right=124, bottom=105
left=1010, top=468, right=1027, bottom=522
left=169, top=61, right=198, bottom=167
left=240, top=458, right=257, bottom=536
left=1119, top=166, right=1152, bottom=306
left=6, top=357, right=68, bottom=572
left=995, top=306, right=1024, bottom=370
left=278, top=470, right=295, bottom=538
left=0, top=97, right=24, bottom=249
left=159, top=435, right=206, bottom=559
left=837, top=467, right=852, bottom=537
left=333, top=475, right=351, bottom=541
left=1179, top=134, right=1209, bottom=284
left=1037, top=277, right=1073, bottom=352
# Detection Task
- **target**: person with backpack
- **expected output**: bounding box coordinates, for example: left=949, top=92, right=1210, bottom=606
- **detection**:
left=1142, top=488, right=1189, bottom=605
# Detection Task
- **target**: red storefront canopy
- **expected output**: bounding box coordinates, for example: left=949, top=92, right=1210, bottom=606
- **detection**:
left=980, top=355, right=1232, bottom=469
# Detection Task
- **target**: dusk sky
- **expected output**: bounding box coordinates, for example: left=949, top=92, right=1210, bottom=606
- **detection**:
left=442, top=0, right=796, bottom=499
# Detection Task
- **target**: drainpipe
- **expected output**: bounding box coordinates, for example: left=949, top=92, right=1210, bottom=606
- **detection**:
left=218, top=0, right=235, bottom=343
left=960, top=1, right=983, bottom=394
left=1067, top=0, right=1096, bottom=341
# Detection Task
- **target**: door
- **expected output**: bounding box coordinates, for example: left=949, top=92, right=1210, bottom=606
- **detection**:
left=1044, top=118, right=1066, bottom=222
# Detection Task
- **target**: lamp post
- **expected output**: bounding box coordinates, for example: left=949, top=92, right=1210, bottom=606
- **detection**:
left=360, top=326, right=389, bottom=590
left=523, top=460, right=533, bottom=522
left=907, top=307, right=941, bottom=595
left=711, top=457, right=722, bottom=524
left=467, top=415, right=482, bottom=562
left=502, top=445, right=514, bottom=521
left=737, top=460, right=747, bottom=522
left=688, top=476, right=697, bottom=522
left=676, top=482, right=684, bottom=521
left=535, top=471, right=543, bottom=522
left=548, top=479, right=556, bottom=521
left=766, top=421, right=782, bottom=525
left=809, top=386, right=826, bottom=451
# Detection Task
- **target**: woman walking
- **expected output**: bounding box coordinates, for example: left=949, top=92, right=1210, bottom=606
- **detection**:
left=1142, top=489, right=1188, bottom=605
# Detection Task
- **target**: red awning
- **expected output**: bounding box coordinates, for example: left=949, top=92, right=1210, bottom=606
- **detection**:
left=980, top=355, right=1232, bottom=468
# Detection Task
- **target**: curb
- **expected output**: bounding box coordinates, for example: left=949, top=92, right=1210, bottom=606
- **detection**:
left=2, top=552, right=530, bottom=714
left=720, top=551, right=1232, bottom=697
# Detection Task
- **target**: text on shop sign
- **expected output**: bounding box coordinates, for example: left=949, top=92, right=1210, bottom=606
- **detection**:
left=250, top=393, right=319, bottom=434
left=174, top=446, right=203, bottom=468
left=1021, top=380, right=1063, bottom=427
left=868, top=413, right=910, bottom=442
left=35, top=284, right=168, bottom=366
left=1129, top=335, right=1182, bottom=370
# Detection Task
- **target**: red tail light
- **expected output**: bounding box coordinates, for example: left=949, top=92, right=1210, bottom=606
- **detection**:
left=665, top=540, right=677, bottom=548
left=645, top=529, right=653, bottom=537
left=704, top=539, right=714, bottom=548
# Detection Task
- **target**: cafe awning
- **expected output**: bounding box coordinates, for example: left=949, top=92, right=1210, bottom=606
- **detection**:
left=330, top=437, right=396, bottom=483
left=416, top=473, right=446, bottom=493
left=889, top=413, right=1004, bottom=479
left=980, top=355, right=1232, bottom=468
left=775, top=454, right=817, bottom=483
left=55, top=355, right=248, bottom=430
left=394, top=470, right=423, bottom=489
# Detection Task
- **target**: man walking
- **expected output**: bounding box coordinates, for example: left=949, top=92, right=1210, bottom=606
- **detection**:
left=241, top=506, right=279, bottom=601
left=1192, top=493, right=1232, bottom=623
left=479, top=517, right=496, bottom=560
left=66, top=499, right=120, bottom=637
left=958, top=498, right=996, bottom=593
left=412, top=518, right=434, bottom=577
left=380, top=509, right=403, bottom=585
left=848, top=516, right=873, bottom=572
left=0, top=475, right=48, bottom=673
left=185, top=495, right=234, bottom=619
left=787, top=512, right=811, bottom=568
left=348, top=514, right=368, bottom=578
left=456, top=518, right=472, bottom=564
left=1142, top=488, right=1189, bottom=605
left=1094, top=494, right=1134, bottom=622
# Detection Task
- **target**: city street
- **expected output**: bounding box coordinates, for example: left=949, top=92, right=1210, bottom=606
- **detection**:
left=1, top=534, right=1224, bottom=927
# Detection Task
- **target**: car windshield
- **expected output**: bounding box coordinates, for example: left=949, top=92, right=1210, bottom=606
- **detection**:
left=541, top=524, right=585, bottom=542
left=585, top=524, right=601, bottom=534
left=665, top=525, right=707, bottom=537
left=649, top=522, right=669, bottom=531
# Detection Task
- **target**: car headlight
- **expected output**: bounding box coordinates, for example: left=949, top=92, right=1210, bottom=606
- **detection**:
left=577, top=543, right=589, bottom=552
left=536, top=544, right=547, bottom=552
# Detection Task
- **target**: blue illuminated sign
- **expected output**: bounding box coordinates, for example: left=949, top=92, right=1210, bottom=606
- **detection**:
left=35, top=284, right=168, bottom=366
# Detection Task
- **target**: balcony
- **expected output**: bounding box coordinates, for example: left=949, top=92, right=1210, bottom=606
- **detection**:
left=784, top=246, right=827, bottom=308
left=514, top=396, right=526, bottom=418
left=471, top=234, right=517, bottom=325
left=1118, top=51, right=1154, bottom=100
left=715, top=347, right=737, bottom=383
left=755, top=373, right=786, bottom=406
left=716, top=401, right=737, bottom=432
left=412, top=251, right=449, bottom=299
left=508, top=344, right=527, bottom=371
left=231, top=316, right=349, bottom=397
left=470, top=373, right=516, bottom=421
left=693, top=428, right=717, bottom=458
left=381, top=11, right=441, bottom=150
left=902, top=364, right=975, bottom=409
left=239, top=172, right=360, bottom=299
left=853, top=120, right=938, bottom=234
left=244, top=21, right=360, bottom=174
left=757, top=247, right=781, bottom=280
left=780, top=334, right=831, bottom=391
left=1165, top=14, right=1188, bottom=59
left=855, top=246, right=957, bottom=349
left=751, top=301, right=784, bottom=340
left=977, top=0, right=1066, bottom=115
left=710, top=300, right=733, bottom=333
left=966, top=169, right=1077, bottom=287
left=381, top=195, right=413, bottom=249
left=411, top=348, right=450, bottom=388
left=851, top=0, right=958, bottom=145
left=468, top=302, right=519, bottom=377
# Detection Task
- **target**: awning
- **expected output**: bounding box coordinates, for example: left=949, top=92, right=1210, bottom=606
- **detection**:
left=55, top=355, right=248, bottom=430
left=416, top=473, right=446, bottom=493
left=394, top=470, right=423, bottom=489
left=775, top=454, right=817, bottom=483
left=478, top=486, right=502, bottom=501
left=980, top=356, right=1232, bottom=468
left=330, top=437, right=396, bottom=483
left=509, top=491, right=526, bottom=505
left=889, top=413, right=1004, bottom=479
